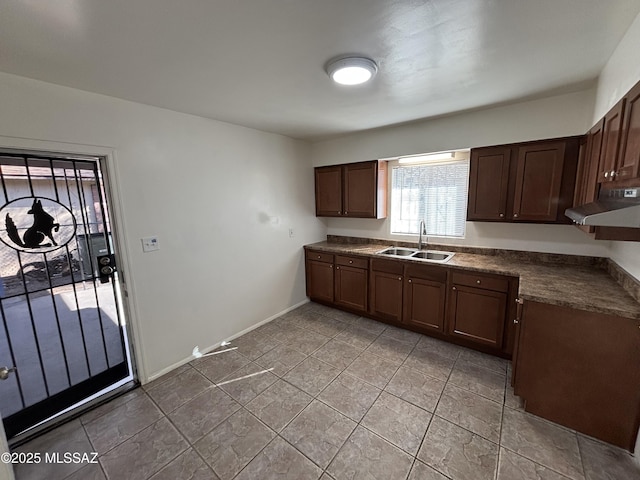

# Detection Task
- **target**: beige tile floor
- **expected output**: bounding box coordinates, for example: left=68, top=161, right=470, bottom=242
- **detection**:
left=10, top=302, right=640, bottom=480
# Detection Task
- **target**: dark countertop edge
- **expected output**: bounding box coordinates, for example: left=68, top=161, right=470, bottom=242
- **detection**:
left=325, top=234, right=607, bottom=268
left=304, top=242, right=640, bottom=321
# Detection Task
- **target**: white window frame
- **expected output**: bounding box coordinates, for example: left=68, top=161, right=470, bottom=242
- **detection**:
left=388, top=157, right=470, bottom=239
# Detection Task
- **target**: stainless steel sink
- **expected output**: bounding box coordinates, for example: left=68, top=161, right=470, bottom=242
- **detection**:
left=376, top=247, right=454, bottom=263
left=410, top=250, right=455, bottom=263
left=376, top=247, right=417, bottom=256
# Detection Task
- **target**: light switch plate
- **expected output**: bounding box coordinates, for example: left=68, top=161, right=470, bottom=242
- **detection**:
left=141, top=236, right=159, bottom=252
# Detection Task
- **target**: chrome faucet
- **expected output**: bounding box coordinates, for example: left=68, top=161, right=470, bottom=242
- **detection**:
left=418, top=220, right=427, bottom=250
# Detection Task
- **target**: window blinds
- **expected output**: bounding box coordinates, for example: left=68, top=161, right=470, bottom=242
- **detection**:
left=390, top=161, right=469, bottom=237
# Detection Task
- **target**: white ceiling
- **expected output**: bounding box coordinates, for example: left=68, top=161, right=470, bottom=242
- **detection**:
left=1, top=0, right=639, bottom=140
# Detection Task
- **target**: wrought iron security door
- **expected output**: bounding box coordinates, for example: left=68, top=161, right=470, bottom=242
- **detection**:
left=0, top=151, right=131, bottom=439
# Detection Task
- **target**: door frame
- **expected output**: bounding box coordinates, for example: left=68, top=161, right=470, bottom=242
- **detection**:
left=0, top=413, right=15, bottom=480
left=0, top=135, right=144, bottom=437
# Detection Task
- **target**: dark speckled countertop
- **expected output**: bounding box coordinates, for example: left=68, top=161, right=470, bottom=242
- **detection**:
left=305, top=241, right=640, bottom=320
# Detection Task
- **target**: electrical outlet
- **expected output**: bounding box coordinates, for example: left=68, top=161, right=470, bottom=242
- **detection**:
left=141, top=236, right=159, bottom=252
left=624, top=189, right=638, bottom=198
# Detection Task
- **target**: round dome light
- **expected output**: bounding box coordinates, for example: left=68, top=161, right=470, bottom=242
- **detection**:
left=326, top=57, right=378, bottom=86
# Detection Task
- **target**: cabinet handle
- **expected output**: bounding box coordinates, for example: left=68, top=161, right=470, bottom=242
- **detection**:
left=349, top=260, right=353, bottom=264
left=604, top=172, right=609, bottom=178
left=499, top=213, right=504, bottom=218
left=515, top=298, right=523, bottom=304
left=610, top=170, right=617, bottom=178
left=336, top=266, right=340, bottom=270
left=345, top=211, right=348, bottom=215
left=398, top=277, right=402, bottom=281
left=317, top=255, right=321, bottom=259
left=337, top=211, right=341, bottom=214
left=513, top=213, right=519, bottom=218
left=452, top=286, right=456, bottom=290
left=408, top=279, right=412, bottom=283
left=513, top=319, right=519, bottom=324
left=476, top=280, right=481, bottom=284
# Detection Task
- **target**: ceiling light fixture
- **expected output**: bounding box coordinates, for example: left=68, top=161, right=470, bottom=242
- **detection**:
left=326, top=56, right=378, bottom=85
left=398, top=152, right=456, bottom=164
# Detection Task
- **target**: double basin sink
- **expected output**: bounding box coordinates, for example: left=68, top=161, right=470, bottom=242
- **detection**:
left=376, top=247, right=455, bottom=263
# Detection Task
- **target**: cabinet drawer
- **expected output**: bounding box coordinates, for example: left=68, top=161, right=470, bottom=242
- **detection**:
left=336, top=255, right=368, bottom=269
left=371, top=258, right=403, bottom=275
left=452, top=271, right=509, bottom=292
left=406, top=264, right=447, bottom=283
left=306, top=250, right=334, bottom=264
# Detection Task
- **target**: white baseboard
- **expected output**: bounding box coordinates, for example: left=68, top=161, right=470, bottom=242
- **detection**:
left=144, top=298, right=310, bottom=384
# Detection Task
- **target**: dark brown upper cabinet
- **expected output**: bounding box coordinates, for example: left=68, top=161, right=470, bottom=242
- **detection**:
left=467, top=147, right=511, bottom=221
left=598, top=98, right=626, bottom=184
left=315, top=166, right=343, bottom=216
left=468, top=137, right=580, bottom=224
left=577, top=119, right=605, bottom=208
left=571, top=81, right=640, bottom=241
left=617, top=80, right=640, bottom=184
left=315, top=160, right=387, bottom=218
left=512, top=141, right=566, bottom=222
left=590, top=79, right=640, bottom=188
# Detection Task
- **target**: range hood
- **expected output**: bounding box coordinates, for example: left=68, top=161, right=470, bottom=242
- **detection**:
left=565, top=188, right=640, bottom=227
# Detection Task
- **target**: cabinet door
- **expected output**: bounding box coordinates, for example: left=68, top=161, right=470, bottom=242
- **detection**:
left=584, top=120, right=604, bottom=203
left=467, top=147, right=511, bottom=221
left=448, top=285, right=506, bottom=349
left=598, top=99, right=625, bottom=184
left=574, top=123, right=604, bottom=234
left=343, top=161, right=377, bottom=217
left=404, top=277, right=446, bottom=332
left=306, top=259, right=334, bottom=303
left=334, top=265, right=367, bottom=312
left=315, top=165, right=343, bottom=216
left=370, top=270, right=403, bottom=322
left=512, top=142, right=565, bottom=222
left=513, top=301, right=640, bottom=450
left=617, top=81, right=640, bottom=182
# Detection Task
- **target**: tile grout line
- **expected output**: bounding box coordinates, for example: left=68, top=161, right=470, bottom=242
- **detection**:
left=410, top=348, right=461, bottom=480
left=226, top=311, right=419, bottom=478
left=20, top=303, right=627, bottom=480
left=133, top=392, right=192, bottom=480
left=195, top=310, right=360, bottom=479
left=493, top=373, right=509, bottom=480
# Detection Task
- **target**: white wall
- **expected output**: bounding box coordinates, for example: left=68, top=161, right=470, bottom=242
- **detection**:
left=593, top=12, right=640, bottom=121
left=312, top=89, right=595, bottom=166
left=0, top=72, right=326, bottom=381
left=311, top=89, right=610, bottom=257
left=593, top=11, right=640, bottom=284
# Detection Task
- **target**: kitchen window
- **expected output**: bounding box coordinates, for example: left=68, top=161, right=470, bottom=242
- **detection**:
left=390, top=158, right=469, bottom=237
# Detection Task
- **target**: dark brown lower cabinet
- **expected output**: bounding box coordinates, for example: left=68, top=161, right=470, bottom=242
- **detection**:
left=369, top=259, right=404, bottom=322
left=334, top=255, right=368, bottom=313
left=305, top=251, right=334, bottom=303
left=403, top=264, right=447, bottom=332
left=447, top=271, right=513, bottom=350
left=304, top=248, right=517, bottom=357
left=448, top=286, right=506, bottom=348
left=513, top=300, right=640, bottom=452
